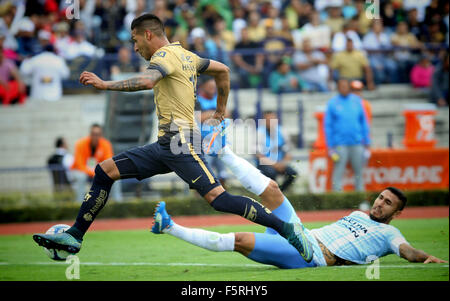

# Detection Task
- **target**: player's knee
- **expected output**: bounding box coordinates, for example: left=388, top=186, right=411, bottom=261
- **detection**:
left=95, top=163, right=116, bottom=184
left=261, top=180, right=284, bottom=209
left=234, top=232, right=255, bottom=256
left=99, top=159, right=120, bottom=180
left=268, top=180, right=281, bottom=193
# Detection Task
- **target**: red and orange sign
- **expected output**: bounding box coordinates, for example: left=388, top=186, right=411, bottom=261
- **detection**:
left=308, top=148, right=449, bottom=193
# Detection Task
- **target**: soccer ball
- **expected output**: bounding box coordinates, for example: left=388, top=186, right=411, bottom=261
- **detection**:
left=42, top=224, right=73, bottom=261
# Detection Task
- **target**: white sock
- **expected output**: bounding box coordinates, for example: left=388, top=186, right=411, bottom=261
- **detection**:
left=164, top=223, right=235, bottom=252
left=220, top=145, right=270, bottom=195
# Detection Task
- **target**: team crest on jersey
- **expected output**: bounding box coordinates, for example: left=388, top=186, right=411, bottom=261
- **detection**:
left=154, top=51, right=166, bottom=58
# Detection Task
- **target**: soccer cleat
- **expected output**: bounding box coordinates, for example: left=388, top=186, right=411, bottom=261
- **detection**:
left=151, top=201, right=174, bottom=234
left=32, top=232, right=82, bottom=254
left=283, top=222, right=313, bottom=263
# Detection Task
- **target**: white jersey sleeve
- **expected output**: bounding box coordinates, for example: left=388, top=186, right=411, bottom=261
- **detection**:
left=384, top=226, right=409, bottom=256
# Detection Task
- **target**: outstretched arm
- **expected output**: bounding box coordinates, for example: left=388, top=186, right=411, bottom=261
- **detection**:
left=79, top=69, right=163, bottom=91
left=399, top=243, right=447, bottom=263
left=201, top=59, right=230, bottom=122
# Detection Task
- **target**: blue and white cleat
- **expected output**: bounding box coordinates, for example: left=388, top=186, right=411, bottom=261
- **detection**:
left=151, top=201, right=174, bottom=234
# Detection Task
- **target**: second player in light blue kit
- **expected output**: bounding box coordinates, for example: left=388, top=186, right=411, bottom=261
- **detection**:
left=152, top=132, right=447, bottom=268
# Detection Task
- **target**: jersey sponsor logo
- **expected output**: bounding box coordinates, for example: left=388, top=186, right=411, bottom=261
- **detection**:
left=337, top=216, right=368, bottom=238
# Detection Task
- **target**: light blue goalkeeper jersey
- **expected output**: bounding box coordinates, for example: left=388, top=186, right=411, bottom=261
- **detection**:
left=310, top=211, right=409, bottom=264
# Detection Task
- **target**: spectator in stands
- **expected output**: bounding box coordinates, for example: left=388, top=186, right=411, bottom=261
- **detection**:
left=247, top=10, right=265, bottom=43
left=19, top=44, right=69, bottom=102
left=110, top=46, right=140, bottom=76
left=403, top=0, right=431, bottom=22
left=324, top=4, right=345, bottom=34
left=205, top=20, right=232, bottom=66
left=33, top=30, right=53, bottom=56
left=325, top=78, right=371, bottom=192
left=342, top=0, right=357, bottom=20
left=64, top=21, right=97, bottom=60
left=293, top=38, right=329, bottom=92
left=410, top=54, right=434, bottom=89
left=196, top=76, right=229, bottom=187
left=331, top=18, right=363, bottom=52
left=277, top=14, right=295, bottom=45
left=363, top=19, right=399, bottom=84
left=0, top=1, right=19, bottom=52
left=354, top=0, right=372, bottom=35
left=232, top=27, right=264, bottom=88
left=53, top=22, right=72, bottom=58
left=262, top=19, right=292, bottom=69
left=284, top=0, right=309, bottom=29
left=391, top=21, right=422, bottom=82
left=256, top=110, right=298, bottom=192
left=0, top=40, right=26, bottom=105
left=407, top=8, right=426, bottom=40
left=188, top=27, right=207, bottom=56
left=330, top=38, right=375, bottom=90
left=15, top=17, right=39, bottom=59
left=94, top=0, right=127, bottom=52
left=292, top=10, right=331, bottom=50
left=380, top=0, right=399, bottom=32
left=47, top=137, right=74, bottom=193
left=422, top=16, right=447, bottom=44
left=430, top=55, right=449, bottom=107
left=231, top=6, right=247, bottom=42
left=213, top=17, right=235, bottom=51
left=424, top=0, right=443, bottom=25
left=124, top=0, right=147, bottom=36
left=269, top=57, right=306, bottom=93
left=71, top=124, right=122, bottom=202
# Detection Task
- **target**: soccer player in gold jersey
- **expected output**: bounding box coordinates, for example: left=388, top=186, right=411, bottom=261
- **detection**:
left=33, top=14, right=312, bottom=262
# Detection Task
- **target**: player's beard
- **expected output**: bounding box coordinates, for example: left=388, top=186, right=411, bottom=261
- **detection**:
left=369, top=213, right=390, bottom=223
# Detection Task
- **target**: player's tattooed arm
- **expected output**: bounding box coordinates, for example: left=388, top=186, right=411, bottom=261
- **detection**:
left=105, top=69, right=163, bottom=91
left=399, top=243, right=448, bottom=263
left=317, top=240, right=337, bottom=266
left=79, top=69, right=163, bottom=91
left=201, top=59, right=230, bottom=122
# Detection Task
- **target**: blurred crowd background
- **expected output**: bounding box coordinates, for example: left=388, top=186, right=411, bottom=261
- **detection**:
left=0, top=0, right=448, bottom=105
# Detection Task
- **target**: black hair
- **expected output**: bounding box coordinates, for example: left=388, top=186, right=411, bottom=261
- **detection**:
left=91, top=123, right=102, bottom=130
left=43, top=44, right=55, bottom=53
left=385, top=187, right=407, bottom=211
left=131, top=13, right=165, bottom=36
left=263, top=110, right=276, bottom=116
left=55, top=137, right=64, bottom=148
left=198, top=75, right=214, bottom=86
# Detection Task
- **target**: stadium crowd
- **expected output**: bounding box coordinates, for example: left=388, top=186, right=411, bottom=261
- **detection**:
left=0, top=0, right=448, bottom=106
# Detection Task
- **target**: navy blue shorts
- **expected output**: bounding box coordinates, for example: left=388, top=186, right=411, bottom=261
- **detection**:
left=116, top=141, right=220, bottom=196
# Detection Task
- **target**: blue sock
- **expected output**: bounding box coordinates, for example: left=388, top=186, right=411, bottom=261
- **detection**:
left=265, top=196, right=298, bottom=235
left=211, top=191, right=288, bottom=237
left=67, top=165, right=114, bottom=240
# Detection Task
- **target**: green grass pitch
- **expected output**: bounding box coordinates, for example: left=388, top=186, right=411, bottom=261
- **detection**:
left=0, top=218, right=448, bottom=281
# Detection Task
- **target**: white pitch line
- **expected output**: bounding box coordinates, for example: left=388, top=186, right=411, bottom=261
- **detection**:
left=0, top=262, right=448, bottom=269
